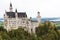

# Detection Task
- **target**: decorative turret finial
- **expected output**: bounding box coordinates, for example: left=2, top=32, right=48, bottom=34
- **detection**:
left=9, top=2, right=13, bottom=12
left=10, top=3, right=12, bottom=7
left=38, top=11, right=40, bottom=15
left=30, top=17, right=32, bottom=21
left=15, top=9, right=17, bottom=13
left=30, top=17, right=32, bottom=19
left=38, top=11, right=40, bottom=13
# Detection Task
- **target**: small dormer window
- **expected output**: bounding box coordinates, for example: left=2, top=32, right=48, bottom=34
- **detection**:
left=23, top=21, right=25, bottom=23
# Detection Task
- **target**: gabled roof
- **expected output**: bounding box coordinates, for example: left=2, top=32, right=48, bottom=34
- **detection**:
left=18, top=12, right=27, bottom=18
left=6, top=12, right=27, bottom=18
left=6, top=12, right=15, bottom=18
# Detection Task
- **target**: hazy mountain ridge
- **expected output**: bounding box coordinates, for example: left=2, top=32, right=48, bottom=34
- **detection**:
left=0, top=17, right=60, bottom=22
left=32, top=17, right=60, bottom=23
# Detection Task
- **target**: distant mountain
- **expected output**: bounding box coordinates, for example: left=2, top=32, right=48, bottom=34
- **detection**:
left=0, top=17, right=60, bottom=22
left=32, top=17, right=60, bottom=23
left=0, top=18, right=4, bottom=22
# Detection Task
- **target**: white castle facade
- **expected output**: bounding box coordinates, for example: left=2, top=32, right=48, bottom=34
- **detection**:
left=4, top=3, right=41, bottom=33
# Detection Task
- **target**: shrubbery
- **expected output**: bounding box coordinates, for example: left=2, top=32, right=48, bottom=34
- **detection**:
left=0, top=21, right=60, bottom=40
left=36, top=21, right=60, bottom=40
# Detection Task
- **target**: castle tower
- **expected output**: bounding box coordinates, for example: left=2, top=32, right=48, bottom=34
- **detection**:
left=15, top=9, right=17, bottom=16
left=4, top=10, right=10, bottom=31
left=15, top=9, right=18, bottom=29
left=37, top=11, right=41, bottom=23
left=28, top=17, right=32, bottom=34
left=9, top=3, right=13, bottom=12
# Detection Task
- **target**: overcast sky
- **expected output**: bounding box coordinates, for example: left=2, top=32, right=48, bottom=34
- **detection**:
left=0, top=0, right=60, bottom=18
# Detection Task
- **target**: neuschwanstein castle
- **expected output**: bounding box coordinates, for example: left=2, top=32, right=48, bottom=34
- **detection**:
left=4, top=3, right=41, bottom=33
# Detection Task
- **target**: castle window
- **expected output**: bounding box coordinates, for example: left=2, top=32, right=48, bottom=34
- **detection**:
left=23, top=21, right=24, bottom=23
left=31, top=29, right=32, bottom=32
left=9, top=21, right=16, bottom=25
left=23, top=21, right=25, bottom=23
left=17, top=21, right=20, bottom=24
left=22, top=18, right=25, bottom=20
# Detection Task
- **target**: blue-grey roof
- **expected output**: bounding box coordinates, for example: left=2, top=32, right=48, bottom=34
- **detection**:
left=6, top=12, right=27, bottom=18
left=18, top=12, right=27, bottom=17
left=6, top=12, right=15, bottom=18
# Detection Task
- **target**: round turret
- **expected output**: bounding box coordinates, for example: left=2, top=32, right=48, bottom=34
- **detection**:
left=37, top=11, right=41, bottom=23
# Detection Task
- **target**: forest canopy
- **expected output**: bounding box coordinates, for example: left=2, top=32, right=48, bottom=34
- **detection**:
left=0, top=21, right=60, bottom=40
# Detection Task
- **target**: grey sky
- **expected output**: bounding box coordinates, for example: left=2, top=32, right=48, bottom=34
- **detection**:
left=0, top=0, right=60, bottom=18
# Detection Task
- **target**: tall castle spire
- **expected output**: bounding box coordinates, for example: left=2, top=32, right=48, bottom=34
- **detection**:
left=15, top=9, right=17, bottom=13
left=9, top=3, right=13, bottom=12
